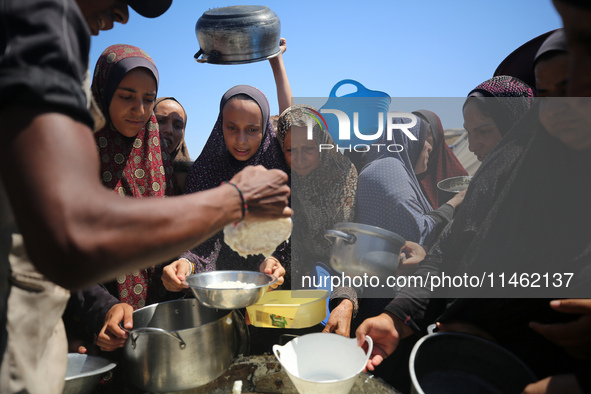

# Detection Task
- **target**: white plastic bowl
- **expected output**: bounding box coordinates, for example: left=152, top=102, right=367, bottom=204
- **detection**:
left=273, top=333, right=372, bottom=394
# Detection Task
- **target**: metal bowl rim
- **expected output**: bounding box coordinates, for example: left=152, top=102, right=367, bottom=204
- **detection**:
left=64, top=354, right=117, bottom=381
left=186, top=270, right=278, bottom=290
left=436, top=175, right=473, bottom=190
left=195, top=48, right=281, bottom=65
left=409, top=331, right=536, bottom=390
left=128, top=299, right=234, bottom=333
left=332, top=222, right=406, bottom=244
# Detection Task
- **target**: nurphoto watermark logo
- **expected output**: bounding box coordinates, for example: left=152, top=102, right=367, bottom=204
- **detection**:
left=302, top=107, right=419, bottom=153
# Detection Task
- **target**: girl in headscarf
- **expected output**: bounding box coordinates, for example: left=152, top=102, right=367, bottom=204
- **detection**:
left=463, top=75, right=534, bottom=162
left=161, top=85, right=290, bottom=291
left=412, top=110, right=469, bottom=209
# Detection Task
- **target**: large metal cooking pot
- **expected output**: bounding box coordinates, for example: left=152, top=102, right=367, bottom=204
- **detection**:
left=325, top=222, right=406, bottom=278
left=123, top=299, right=244, bottom=392
left=410, top=331, right=537, bottom=394
left=194, top=5, right=281, bottom=64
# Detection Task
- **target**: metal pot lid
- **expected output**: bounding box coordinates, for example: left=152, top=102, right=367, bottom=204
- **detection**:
left=201, top=5, right=273, bottom=19
left=333, top=222, right=406, bottom=244
left=195, top=49, right=281, bottom=65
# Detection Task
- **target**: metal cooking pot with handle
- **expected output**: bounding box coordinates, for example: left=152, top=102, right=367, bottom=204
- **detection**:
left=194, top=5, right=281, bottom=64
left=325, top=222, right=406, bottom=278
left=123, top=299, right=245, bottom=392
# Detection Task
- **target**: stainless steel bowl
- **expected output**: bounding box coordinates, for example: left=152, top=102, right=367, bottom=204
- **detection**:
left=63, top=354, right=117, bottom=394
left=186, top=270, right=277, bottom=309
left=437, top=175, right=472, bottom=203
left=194, top=5, right=281, bottom=64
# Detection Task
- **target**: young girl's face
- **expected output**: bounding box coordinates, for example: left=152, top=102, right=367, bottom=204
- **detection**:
left=109, top=68, right=157, bottom=138
left=222, top=98, right=263, bottom=161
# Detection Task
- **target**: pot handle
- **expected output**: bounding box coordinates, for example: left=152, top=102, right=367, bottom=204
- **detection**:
left=127, top=326, right=186, bottom=349
left=325, top=229, right=356, bottom=244
left=427, top=323, right=437, bottom=335
left=353, top=335, right=373, bottom=366
left=232, top=309, right=250, bottom=357
left=194, top=49, right=208, bottom=63
left=272, top=343, right=285, bottom=362
left=194, top=49, right=221, bottom=64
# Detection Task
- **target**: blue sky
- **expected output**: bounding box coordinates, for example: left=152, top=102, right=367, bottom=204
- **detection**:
left=89, top=1, right=562, bottom=158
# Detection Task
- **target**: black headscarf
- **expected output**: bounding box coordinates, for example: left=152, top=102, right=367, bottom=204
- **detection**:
left=464, top=75, right=534, bottom=136
left=533, top=28, right=568, bottom=66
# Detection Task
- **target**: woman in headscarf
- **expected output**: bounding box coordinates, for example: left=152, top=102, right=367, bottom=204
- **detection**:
left=64, top=44, right=177, bottom=361
left=91, top=44, right=176, bottom=306
left=324, top=115, right=465, bottom=345
left=154, top=96, right=190, bottom=162
left=357, top=116, right=464, bottom=247
left=154, top=96, right=192, bottom=193
left=412, top=109, right=468, bottom=209
left=275, top=104, right=357, bottom=277
left=357, top=91, right=591, bottom=390
left=533, top=28, right=568, bottom=98
left=245, top=104, right=359, bottom=350
left=463, top=75, right=534, bottom=162
left=161, top=85, right=290, bottom=291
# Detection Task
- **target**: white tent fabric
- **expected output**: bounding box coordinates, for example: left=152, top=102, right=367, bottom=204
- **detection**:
left=446, top=129, right=481, bottom=176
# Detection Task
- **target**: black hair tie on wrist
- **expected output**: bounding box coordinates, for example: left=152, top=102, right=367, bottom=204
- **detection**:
left=222, top=181, right=248, bottom=224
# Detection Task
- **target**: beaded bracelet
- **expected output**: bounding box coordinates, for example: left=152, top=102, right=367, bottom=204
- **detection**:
left=222, top=181, right=248, bottom=223
left=179, top=258, right=195, bottom=275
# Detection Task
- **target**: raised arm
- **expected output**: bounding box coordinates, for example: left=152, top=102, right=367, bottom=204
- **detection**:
left=0, top=107, right=290, bottom=290
left=269, top=38, right=292, bottom=115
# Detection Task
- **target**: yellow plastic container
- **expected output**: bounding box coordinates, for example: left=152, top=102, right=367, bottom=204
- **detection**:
left=246, top=290, right=329, bottom=329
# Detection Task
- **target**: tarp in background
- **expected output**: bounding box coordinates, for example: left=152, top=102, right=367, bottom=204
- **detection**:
left=445, top=128, right=481, bottom=176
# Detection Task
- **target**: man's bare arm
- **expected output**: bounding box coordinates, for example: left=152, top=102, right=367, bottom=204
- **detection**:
left=1, top=107, right=290, bottom=289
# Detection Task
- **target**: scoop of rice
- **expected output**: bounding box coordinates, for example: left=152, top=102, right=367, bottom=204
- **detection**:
left=224, top=217, right=292, bottom=257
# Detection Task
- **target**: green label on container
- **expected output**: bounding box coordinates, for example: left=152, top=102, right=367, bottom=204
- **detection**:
left=270, top=314, right=288, bottom=328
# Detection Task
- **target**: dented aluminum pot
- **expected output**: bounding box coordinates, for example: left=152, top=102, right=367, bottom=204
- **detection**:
left=194, top=5, right=281, bottom=64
